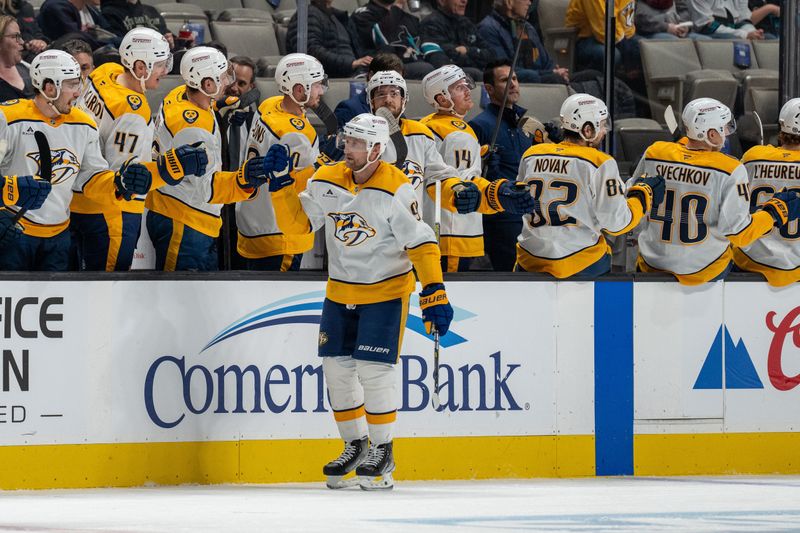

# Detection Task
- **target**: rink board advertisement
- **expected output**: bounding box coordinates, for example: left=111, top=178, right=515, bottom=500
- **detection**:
left=0, top=280, right=596, bottom=488
left=633, top=282, right=800, bottom=475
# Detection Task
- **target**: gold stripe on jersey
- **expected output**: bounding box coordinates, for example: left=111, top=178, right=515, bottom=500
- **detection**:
left=516, top=236, right=610, bottom=278
left=399, top=117, right=436, bottom=140
left=0, top=98, right=97, bottom=129
left=15, top=214, right=69, bottom=238
left=732, top=247, right=800, bottom=287
left=643, top=140, right=741, bottom=177
left=742, top=144, right=800, bottom=165
left=725, top=210, right=774, bottom=247
left=638, top=247, right=732, bottom=285
left=316, top=161, right=409, bottom=195
left=256, top=96, right=318, bottom=146
left=420, top=113, right=478, bottom=140
left=87, top=63, right=151, bottom=122
left=327, top=270, right=417, bottom=306
left=162, top=85, right=215, bottom=136
left=440, top=234, right=483, bottom=257
left=146, top=188, right=221, bottom=237
left=237, top=232, right=315, bottom=258
left=521, top=140, right=614, bottom=168
left=407, top=241, right=443, bottom=287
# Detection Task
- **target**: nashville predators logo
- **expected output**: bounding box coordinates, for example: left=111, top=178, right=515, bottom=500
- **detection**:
left=328, top=212, right=376, bottom=246
left=127, top=95, right=143, bottom=111
left=183, top=109, right=199, bottom=124
left=401, top=160, right=424, bottom=190
left=1, top=99, right=19, bottom=106
left=319, top=331, right=328, bottom=346
left=290, top=117, right=305, bottom=131
left=27, top=148, right=80, bottom=185
left=451, top=120, right=466, bottom=130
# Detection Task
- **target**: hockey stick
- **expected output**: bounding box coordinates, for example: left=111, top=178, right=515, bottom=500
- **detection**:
left=375, top=106, right=407, bottom=169
left=431, top=179, right=442, bottom=410
left=12, top=131, right=52, bottom=226
left=664, top=104, right=680, bottom=141
left=311, top=98, right=339, bottom=137
left=754, top=110, right=764, bottom=146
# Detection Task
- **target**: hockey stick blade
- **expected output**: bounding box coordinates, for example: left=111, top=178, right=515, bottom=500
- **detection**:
left=312, top=98, right=339, bottom=137
left=375, top=107, right=407, bottom=169
left=10, top=131, right=52, bottom=227
left=664, top=105, right=681, bottom=141
left=238, top=86, right=261, bottom=111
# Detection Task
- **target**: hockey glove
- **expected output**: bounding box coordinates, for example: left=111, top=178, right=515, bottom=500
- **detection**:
left=626, top=175, right=666, bottom=213
left=451, top=180, right=481, bottom=214
left=115, top=159, right=153, bottom=201
left=762, top=190, right=800, bottom=227
left=486, top=179, right=537, bottom=214
left=0, top=209, right=22, bottom=247
left=2, top=175, right=51, bottom=210
left=481, top=145, right=502, bottom=180
left=236, top=156, right=268, bottom=190
left=419, top=283, right=454, bottom=336
left=264, top=144, right=295, bottom=192
left=157, top=142, right=209, bottom=185
left=544, top=121, right=563, bottom=143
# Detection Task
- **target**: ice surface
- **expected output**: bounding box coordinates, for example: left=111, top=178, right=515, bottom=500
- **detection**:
left=1, top=476, right=799, bottom=532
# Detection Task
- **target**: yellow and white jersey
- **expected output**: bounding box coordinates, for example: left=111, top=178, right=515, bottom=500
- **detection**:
left=146, top=85, right=254, bottom=238
left=734, top=145, right=800, bottom=286
left=235, top=95, right=318, bottom=258
left=0, top=98, right=119, bottom=237
left=76, top=62, right=153, bottom=215
left=516, top=141, right=642, bottom=278
left=631, top=141, right=774, bottom=285
left=271, top=161, right=442, bottom=305
left=419, top=113, right=484, bottom=258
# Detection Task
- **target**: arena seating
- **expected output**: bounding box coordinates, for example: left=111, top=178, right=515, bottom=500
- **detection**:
left=537, top=0, right=577, bottom=73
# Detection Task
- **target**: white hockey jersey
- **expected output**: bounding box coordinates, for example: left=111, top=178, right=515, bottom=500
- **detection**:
left=0, top=98, right=121, bottom=237
left=76, top=62, right=153, bottom=215
left=419, top=113, right=484, bottom=258
left=516, top=141, right=643, bottom=278
left=235, top=95, right=318, bottom=258
left=271, top=161, right=442, bottom=305
left=146, top=85, right=255, bottom=237
left=631, top=140, right=774, bottom=285
left=734, top=145, right=800, bottom=286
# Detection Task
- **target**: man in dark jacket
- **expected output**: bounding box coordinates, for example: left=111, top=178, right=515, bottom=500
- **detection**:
left=420, top=0, right=495, bottom=80
left=37, top=0, right=110, bottom=49
left=100, top=0, right=174, bottom=49
left=478, top=0, right=569, bottom=84
left=469, top=59, right=535, bottom=271
left=287, top=0, right=372, bottom=79
left=348, top=0, right=447, bottom=79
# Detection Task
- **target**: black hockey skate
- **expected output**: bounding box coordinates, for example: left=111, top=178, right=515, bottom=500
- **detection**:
left=323, top=437, right=368, bottom=489
left=356, top=441, right=395, bottom=490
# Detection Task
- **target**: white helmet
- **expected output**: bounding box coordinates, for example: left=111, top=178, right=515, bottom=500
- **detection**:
left=120, top=27, right=172, bottom=88
left=367, top=70, right=407, bottom=116
left=180, top=46, right=232, bottom=98
left=339, top=113, right=390, bottom=172
left=422, top=65, right=475, bottom=117
left=275, top=53, right=327, bottom=106
left=559, top=93, right=610, bottom=143
left=30, top=50, right=81, bottom=101
left=682, top=98, right=736, bottom=146
left=779, top=98, right=800, bottom=135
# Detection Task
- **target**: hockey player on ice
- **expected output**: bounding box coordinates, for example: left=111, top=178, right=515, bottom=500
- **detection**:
left=734, top=98, right=800, bottom=286
left=515, top=93, right=664, bottom=279
left=632, top=97, right=800, bottom=285
left=268, top=113, right=454, bottom=490
left=236, top=53, right=328, bottom=272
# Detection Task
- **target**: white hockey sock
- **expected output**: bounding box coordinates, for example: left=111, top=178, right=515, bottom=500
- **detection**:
left=357, top=360, right=398, bottom=445
left=323, top=356, right=368, bottom=441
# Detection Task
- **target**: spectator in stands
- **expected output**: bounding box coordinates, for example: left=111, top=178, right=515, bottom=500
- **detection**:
left=58, top=38, right=94, bottom=81
left=565, top=0, right=641, bottom=78
left=287, top=0, right=373, bottom=79
left=469, top=59, right=535, bottom=271
left=334, top=52, right=404, bottom=129
left=0, top=15, right=33, bottom=101
left=0, top=0, right=48, bottom=61
left=636, top=0, right=711, bottom=39
left=37, top=0, right=111, bottom=49
left=687, top=0, right=770, bottom=39
left=349, top=0, right=448, bottom=79
left=478, top=0, right=569, bottom=84
left=100, top=0, right=175, bottom=50
left=420, top=0, right=495, bottom=80
left=748, top=0, right=780, bottom=37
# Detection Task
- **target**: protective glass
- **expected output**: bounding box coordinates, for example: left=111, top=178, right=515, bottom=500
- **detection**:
left=336, top=133, right=368, bottom=153
left=312, top=76, right=329, bottom=95
left=372, top=87, right=403, bottom=102
left=61, top=78, right=82, bottom=92
left=154, top=54, right=173, bottom=74
left=449, top=76, right=475, bottom=96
